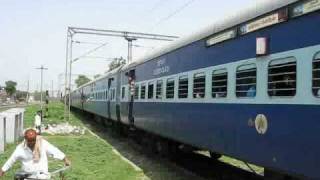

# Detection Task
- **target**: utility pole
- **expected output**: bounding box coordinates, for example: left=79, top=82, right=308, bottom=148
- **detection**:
left=125, top=37, right=137, bottom=63
left=64, top=32, right=71, bottom=120
left=36, top=65, right=48, bottom=119
left=26, top=79, right=29, bottom=104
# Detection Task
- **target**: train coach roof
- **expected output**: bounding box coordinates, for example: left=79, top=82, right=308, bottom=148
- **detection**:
left=74, top=65, right=124, bottom=91
left=123, top=0, right=299, bottom=70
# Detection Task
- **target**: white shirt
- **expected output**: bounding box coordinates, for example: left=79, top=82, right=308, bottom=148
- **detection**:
left=34, top=115, right=41, bottom=127
left=1, top=139, right=65, bottom=173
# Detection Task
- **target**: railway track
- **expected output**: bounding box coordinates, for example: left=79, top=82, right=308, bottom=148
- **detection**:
left=80, top=113, right=264, bottom=180
left=0, top=104, right=27, bottom=111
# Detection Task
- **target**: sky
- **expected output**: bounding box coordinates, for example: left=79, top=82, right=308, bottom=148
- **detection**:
left=0, top=0, right=255, bottom=95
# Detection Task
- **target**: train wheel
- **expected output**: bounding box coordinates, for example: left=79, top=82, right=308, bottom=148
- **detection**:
left=209, top=151, right=222, bottom=160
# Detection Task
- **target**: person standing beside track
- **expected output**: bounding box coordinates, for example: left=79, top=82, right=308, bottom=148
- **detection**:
left=0, top=129, right=71, bottom=178
left=34, top=111, right=42, bottom=134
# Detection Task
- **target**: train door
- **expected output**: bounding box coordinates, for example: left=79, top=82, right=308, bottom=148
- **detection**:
left=107, top=77, right=113, bottom=120
left=128, top=69, right=135, bottom=127
left=80, top=89, right=84, bottom=110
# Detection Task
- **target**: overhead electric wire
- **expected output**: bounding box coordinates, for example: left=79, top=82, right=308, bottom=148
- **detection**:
left=153, top=0, right=196, bottom=28
left=72, top=42, right=108, bottom=63
left=149, top=0, right=170, bottom=12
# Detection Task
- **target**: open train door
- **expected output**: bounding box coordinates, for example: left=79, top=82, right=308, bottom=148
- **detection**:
left=80, top=89, right=84, bottom=110
left=107, top=78, right=113, bottom=120
left=128, top=69, right=135, bottom=127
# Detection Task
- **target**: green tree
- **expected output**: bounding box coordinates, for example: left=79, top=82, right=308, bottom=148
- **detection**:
left=5, top=81, right=17, bottom=96
left=75, top=75, right=91, bottom=88
left=108, top=57, right=126, bottom=71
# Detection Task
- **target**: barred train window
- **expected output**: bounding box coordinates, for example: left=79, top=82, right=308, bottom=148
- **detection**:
left=178, top=76, right=188, bottom=99
left=141, top=84, right=146, bottom=99
left=193, top=73, right=205, bottom=98
left=268, top=58, right=296, bottom=97
left=166, top=78, right=175, bottom=99
left=148, top=82, right=154, bottom=99
left=313, top=53, right=320, bottom=97
left=156, top=80, right=163, bottom=99
left=236, top=64, right=256, bottom=97
left=134, top=85, right=139, bottom=99
left=212, top=69, right=228, bottom=98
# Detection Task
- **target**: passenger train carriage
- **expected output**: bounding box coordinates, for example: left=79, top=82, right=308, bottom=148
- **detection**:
left=71, top=0, right=320, bottom=178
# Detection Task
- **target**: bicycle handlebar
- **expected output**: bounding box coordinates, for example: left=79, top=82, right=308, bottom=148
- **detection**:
left=51, top=165, right=70, bottom=175
left=14, top=165, right=71, bottom=180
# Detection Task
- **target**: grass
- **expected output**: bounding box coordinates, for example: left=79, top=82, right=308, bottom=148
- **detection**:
left=0, top=101, right=144, bottom=180
left=220, top=156, right=264, bottom=175
left=24, top=102, right=82, bottom=128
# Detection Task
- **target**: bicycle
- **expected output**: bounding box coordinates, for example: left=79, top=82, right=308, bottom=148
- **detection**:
left=14, top=166, right=70, bottom=180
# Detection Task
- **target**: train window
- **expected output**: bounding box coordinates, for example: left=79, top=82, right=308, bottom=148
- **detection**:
left=193, top=73, right=206, bottom=98
left=236, top=64, right=257, bottom=98
left=148, top=82, right=154, bottom=99
left=268, top=58, right=296, bottom=97
left=178, top=75, right=188, bottom=99
left=166, top=78, right=175, bottom=99
left=141, top=84, right=146, bottom=99
left=122, top=87, right=125, bottom=99
left=105, top=90, right=108, bottom=100
left=134, top=85, right=139, bottom=99
left=156, top=80, right=163, bottom=99
left=212, top=69, right=228, bottom=98
left=313, top=53, right=320, bottom=97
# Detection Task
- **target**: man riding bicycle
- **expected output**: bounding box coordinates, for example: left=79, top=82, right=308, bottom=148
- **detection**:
left=0, top=129, right=71, bottom=179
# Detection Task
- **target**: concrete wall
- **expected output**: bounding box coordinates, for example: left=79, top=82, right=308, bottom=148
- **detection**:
left=0, top=108, right=25, bottom=144
left=0, top=114, right=5, bottom=153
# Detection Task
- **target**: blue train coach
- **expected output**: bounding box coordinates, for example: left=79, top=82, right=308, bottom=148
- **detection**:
left=71, top=0, right=320, bottom=178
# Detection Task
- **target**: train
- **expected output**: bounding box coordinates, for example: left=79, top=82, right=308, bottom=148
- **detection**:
left=70, top=0, right=320, bottom=178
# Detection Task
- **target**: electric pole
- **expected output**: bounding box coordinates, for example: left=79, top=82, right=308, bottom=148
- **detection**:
left=36, top=65, right=48, bottom=118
